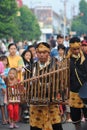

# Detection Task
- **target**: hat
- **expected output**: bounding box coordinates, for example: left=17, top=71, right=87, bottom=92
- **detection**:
left=36, top=42, right=50, bottom=52
left=81, top=40, right=87, bottom=46
left=69, top=37, right=81, bottom=48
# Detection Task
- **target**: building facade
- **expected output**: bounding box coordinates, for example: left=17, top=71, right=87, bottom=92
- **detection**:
left=32, top=6, right=64, bottom=41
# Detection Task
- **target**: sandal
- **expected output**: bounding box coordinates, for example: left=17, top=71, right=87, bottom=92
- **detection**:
left=2, top=122, right=8, bottom=125
left=2, top=121, right=7, bottom=125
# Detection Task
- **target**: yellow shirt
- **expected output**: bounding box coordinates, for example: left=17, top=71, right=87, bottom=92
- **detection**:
left=8, top=55, right=24, bottom=81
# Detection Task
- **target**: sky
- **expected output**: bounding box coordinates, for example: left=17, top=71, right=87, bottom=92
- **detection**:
left=22, top=0, right=81, bottom=19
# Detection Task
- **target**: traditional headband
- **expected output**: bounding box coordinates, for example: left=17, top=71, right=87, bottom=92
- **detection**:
left=70, top=42, right=81, bottom=48
left=36, top=43, right=50, bottom=52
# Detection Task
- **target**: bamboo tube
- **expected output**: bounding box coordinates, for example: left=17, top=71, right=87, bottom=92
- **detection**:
left=56, top=62, right=59, bottom=101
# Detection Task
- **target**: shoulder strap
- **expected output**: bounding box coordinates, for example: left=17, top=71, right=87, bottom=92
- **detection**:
left=75, top=68, right=82, bottom=86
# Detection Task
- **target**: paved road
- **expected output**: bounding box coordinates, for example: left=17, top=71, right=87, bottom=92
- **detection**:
left=0, top=122, right=87, bottom=130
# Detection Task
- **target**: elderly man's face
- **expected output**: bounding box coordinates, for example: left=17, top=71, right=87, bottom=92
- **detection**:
left=37, top=51, right=49, bottom=63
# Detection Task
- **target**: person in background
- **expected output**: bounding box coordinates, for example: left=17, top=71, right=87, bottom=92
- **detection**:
left=81, top=40, right=87, bottom=55
left=64, top=36, right=70, bottom=48
left=0, top=55, right=10, bottom=77
left=0, top=61, right=7, bottom=125
left=0, top=40, right=7, bottom=55
left=50, top=34, right=65, bottom=59
left=21, top=49, right=33, bottom=123
left=23, top=40, right=29, bottom=50
left=21, top=49, right=33, bottom=79
left=49, top=36, right=55, bottom=48
left=57, top=44, right=66, bottom=61
left=50, top=40, right=58, bottom=59
left=63, top=36, right=70, bottom=54
left=27, top=45, right=38, bottom=63
left=0, top=55, right=10, bottom=123
left=56, top=44, right=72, bottom=122
left=7, top=43, right=24, bottom=81
left=56, top=34, right=64, bottom=47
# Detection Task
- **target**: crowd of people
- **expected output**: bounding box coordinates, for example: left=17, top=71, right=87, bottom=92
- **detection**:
left=0, top=34, right=87, bottom=130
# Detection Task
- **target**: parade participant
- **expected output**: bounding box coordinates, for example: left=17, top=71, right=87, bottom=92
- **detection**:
left=7, top=43, right=24, bottom=81
left=67, top=37, right=87, bottom=130
left=30, top=42, right=63, bottom=130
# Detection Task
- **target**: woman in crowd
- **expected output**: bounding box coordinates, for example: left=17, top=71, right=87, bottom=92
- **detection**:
left=7, top=43, right=24, bottom=81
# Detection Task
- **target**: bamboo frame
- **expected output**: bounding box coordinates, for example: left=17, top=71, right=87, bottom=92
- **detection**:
left=7, top=59, right=70, bottom=106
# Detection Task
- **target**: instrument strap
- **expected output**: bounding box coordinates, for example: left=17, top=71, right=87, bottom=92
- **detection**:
left=75, top=68, right=82, bottom=86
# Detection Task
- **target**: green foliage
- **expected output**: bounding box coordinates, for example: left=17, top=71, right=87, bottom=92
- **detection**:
left=71, top=0, right=87, bottom=35
left=17, top=6, right=41, bottom=41
left=0, top=0, right=19, bottom=40
left=79, top=0, right=87, bottom=24
left=0, top=1, right=41, bottom=41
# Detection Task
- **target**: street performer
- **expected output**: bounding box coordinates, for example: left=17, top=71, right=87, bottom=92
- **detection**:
left=30, top=42, right=63, bottom=130
left=67, top=37, right=87, bottom=130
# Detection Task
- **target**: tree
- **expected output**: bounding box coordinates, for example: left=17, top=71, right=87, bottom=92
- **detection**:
left=0, top=0, right=20, bottom=40
left=79, top=0, right=87, bottom=25
left=0, top=1, right=41, bottom=42
left=71, top=0, right=87, bottom=35
left=17, top=6, right=41, bottom=41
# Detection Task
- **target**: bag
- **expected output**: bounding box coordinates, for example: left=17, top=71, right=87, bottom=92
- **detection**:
left=75, top=68, right=87, bottom=105
left=79, top=82, right=87, bottom=105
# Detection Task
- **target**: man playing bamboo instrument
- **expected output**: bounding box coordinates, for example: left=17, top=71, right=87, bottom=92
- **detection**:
left=67, top=37, right=87, bottom=130
left=30, top=42, right=63, bottom=130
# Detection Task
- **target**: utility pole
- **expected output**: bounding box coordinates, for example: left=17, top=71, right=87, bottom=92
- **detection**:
left=64, top=0, right=66, bottom=40
left=61, top=0, right=68, bottom=41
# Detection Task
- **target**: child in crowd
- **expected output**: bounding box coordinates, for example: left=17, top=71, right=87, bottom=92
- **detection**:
left=7, top=68, right=20, bottom=128
left=0, top=55, right=10, bottom=123
left=0, top=61, right=7, bottom=125
left=0, top=55, right=10, bottom=77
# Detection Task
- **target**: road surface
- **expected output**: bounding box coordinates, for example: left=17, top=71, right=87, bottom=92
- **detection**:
left=0, top=122, right=87, bottom=130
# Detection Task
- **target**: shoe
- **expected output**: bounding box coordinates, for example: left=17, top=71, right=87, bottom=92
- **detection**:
left=81, top=117, right=85, bottom=122
left=24, top=110, right=29, bottom=113
left=9, top=123, right=14, bottom=129
left=67, top=118, right=72, bottom=122
left=2, top=121, right=7, bottom=125
left=24, top=115, right=29, bottom=119
left=14, top=124, right=19, bottom=128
